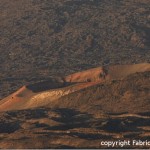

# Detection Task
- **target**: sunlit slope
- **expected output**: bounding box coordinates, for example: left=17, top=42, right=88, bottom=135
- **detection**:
left=0, top=63, right=149, bottom=112
left=52, top=71, right=150, bottom=114
left=107, top=63, right=150, bottom=79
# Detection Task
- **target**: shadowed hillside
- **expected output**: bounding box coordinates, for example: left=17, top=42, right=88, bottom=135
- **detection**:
left=0, top=0, right=150, bottom=99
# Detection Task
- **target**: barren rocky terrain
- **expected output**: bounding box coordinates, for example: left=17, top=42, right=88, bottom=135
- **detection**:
left=0, top=63, right=150, bottom=149
left=0, top=0, right=150, bottom=99
left=0, top=0, right=150, bottom=149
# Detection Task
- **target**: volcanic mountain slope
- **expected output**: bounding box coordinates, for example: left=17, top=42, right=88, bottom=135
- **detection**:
left=1, top=0, right=150, bottom=99
left=0, top=63, right=150, bottom=149
left=0, top=63, right=149, bottom=112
